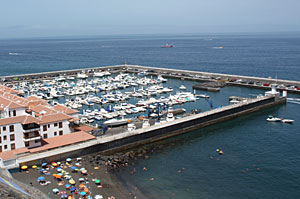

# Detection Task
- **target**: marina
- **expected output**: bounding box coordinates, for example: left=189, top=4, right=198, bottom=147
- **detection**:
left=0, top=65, right=291, bottom=170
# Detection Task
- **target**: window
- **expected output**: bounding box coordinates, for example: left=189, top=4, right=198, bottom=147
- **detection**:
left=11, top=143, right=15, bottom=150
left=13, top=110, right=16, bottom=117
left=9, top=111, right=11, bottom=117
left=48, top=124, right=50, bottom=128
left=43, top=134, right=48, bottom=139
left=9, top=125, right=14, bottom=132
left=59, top=131, right=63, bottom=136
left=25, top=142, right=29, bottom=147
left=0, top=146, right=2, bottom=152
left=4, top=145, right=7, bottom=150
left=54, top=132, right=57, bottom=136
left=10, top=134, right=15, bottom=141
left=54, top=123, right=58, bottom=127
left=43, top=125, right=47, bottom=131
left=3, top=126, right=6, bottom=131
left=59, top=122, right=63, bottom=128
left=3, top=136, right=7, bottom=141
left=35, top=140, right=40, bottom=143
left=0, top=136, right=1, bottom=143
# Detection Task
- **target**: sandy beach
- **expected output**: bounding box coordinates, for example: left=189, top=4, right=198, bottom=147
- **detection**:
left=11, top=155, right=134, bottom=199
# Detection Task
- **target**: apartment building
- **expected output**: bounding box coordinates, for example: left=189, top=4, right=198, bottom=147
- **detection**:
left=0, top=86, right=80, bottom=153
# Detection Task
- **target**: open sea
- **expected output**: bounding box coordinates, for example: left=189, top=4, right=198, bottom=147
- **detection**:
left=1, top=33, right=300, bottom=199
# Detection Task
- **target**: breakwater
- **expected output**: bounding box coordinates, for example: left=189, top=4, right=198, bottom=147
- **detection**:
left=13, top=94, right=285, bottom=168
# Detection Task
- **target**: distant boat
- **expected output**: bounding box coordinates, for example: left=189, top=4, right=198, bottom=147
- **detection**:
left=162, top=44, right=173, bottom=48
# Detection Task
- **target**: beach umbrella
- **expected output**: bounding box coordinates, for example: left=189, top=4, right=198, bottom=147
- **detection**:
left=57, top=173, right=63, bottom=176
left=80, top=191, right=86, bottom=196
left=95, top=195, right=104, bottom=199
left=32, top=165, right=37, bottom=169
left=64, top=175, right=72, bottom=180
left=57, top=162, right=61, bottom=165
left=21, top=165, right=28, bottom=170
left=83, top=188, right=89, bottom=194
left=52, top=174, right=57, bottom=177
left=66, top=158, right=72, bottom=162
left=81, top=170, right=87, bottom=175
left=52, top=188, right=59, bottom=194
left=77, top=157, right=82, bottom=161
left=80, top=168, right=85, bottom=171
left=79, top=184, right=85, bottom=189
left=70, top=186, right=76, bottom=192
left=41, top=163, right=47, bottom=167
left=55, top=175, right=62, bottom=179
left=51, top=162, right=58, bottom=167
left=95, top=179, right=101, bottom=184
left=65, top=184, right=71, bottom=189
left=79, top=178, right=85, bottom=182
left=69, top=179, right=76, bottom=185
left=40, top=169, right=45, bottom=174
left=75, top=163, right=80, bottom=166
left=61, top=194, right=68, bottom=198
left=71, top=166, right=77, bottom=170
left=38, top=176, right=45, bottom=181
left=60, top=191, right=67, bottom=195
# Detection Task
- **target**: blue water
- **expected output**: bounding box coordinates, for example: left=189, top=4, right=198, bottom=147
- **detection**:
left=1, top=33, right=300, bottom=198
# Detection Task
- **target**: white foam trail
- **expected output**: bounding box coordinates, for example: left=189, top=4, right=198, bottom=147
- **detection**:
left=9, top=52, right=22, bottom=55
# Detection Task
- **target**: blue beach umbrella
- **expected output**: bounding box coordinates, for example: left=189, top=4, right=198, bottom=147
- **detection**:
left=65, top=184, right=71, bottom=188
left=57, top=173, right=63, bottom=176
left=66, top=158, right=72, bottom=162
left=80, top=191, right=86, bottom=196
left=61, top=194, right=68, bottom=198
left=38, top=176, right=45, bottom=181
left=71, top=166, right=77, bottom=170
left=70, top=187, right=76, bottom=192
left=41, top=163, right=47, bottom=167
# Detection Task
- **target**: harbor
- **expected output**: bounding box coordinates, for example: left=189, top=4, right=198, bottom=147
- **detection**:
left=0, top=64, right=296, bottom=199
left=0, top=65, right=292, bottom=168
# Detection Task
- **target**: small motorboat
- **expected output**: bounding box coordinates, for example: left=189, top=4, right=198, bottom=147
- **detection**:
left=281, top=119, right=294, bottom=124
left=266, top=115, right=282, bottom=122
left=179, top=85, right=186, bottom=90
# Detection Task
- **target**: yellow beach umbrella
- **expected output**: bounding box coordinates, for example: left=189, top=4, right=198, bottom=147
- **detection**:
left=21, top=165, right=28, bottom=170
left=32, top=165, right=37, bottom=169
left=69, top=179, right=76, bottom=185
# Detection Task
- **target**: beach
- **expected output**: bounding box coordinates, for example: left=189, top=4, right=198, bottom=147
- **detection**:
left=11, top=154, right=134, bottom=199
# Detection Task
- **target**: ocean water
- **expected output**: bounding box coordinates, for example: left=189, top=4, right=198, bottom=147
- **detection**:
left=1, top=33, right=300, bottom=198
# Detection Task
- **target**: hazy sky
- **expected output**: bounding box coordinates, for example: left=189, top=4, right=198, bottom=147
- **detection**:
left=1, top=0, right=300, bottom=38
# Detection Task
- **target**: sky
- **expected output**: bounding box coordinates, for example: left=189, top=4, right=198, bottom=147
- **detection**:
left=1, top=0, right=300, bottom=38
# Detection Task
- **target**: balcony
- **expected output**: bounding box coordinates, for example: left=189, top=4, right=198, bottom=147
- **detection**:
left=22, top=123, right=40, bottom=132
left=23, top=132, right=41, bottom=142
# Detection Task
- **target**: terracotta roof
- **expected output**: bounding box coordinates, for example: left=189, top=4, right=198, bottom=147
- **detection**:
left=26, top=96, right=48, bottom=106
left=53, top=104, right=79, bottom=115
left=30, top=105, right=57, bottom=116
left=0, top=115, right=40, bottom=126
left=0, top=148, right=30, bottom=161
left=0, top=96, right=26, bottom=110
left=38, top=113, right=73, bottom=124
left=0, top=85, right=23, bottom=95
left=75, top=125, right=94, bottom=132
left=29, top=131, right=96, bottom=153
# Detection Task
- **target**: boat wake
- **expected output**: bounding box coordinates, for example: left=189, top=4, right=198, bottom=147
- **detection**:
left=8, top=52, right=22, bottom=56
